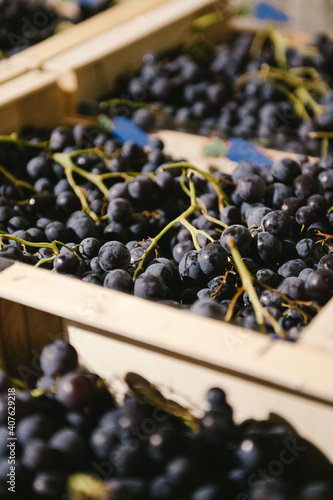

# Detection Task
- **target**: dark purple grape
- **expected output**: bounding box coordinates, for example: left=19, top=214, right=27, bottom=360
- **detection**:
left=179, top=250, right=202, bottom=282
left=49, top=428, right=86, bottom=471
left=236, top=173, right=266, bottom=203
left=220, top=224, right=252, bottom=255
left=103, top=269, right=133, bottom=294
left=134, top=273, right=167, bottom=301
left=271, top=158, right=301, bottom=184
left=306, top=269, right=333, bottom=304
left=98, top=241, right=131, bottom=272
left=261, top=210, right=291, bottom=236
left=53, top=252, right=80, bottom=275
left=32, top=472, right=67, bottom=500
left=56, top=372, right=97, bottom=411
left=198, top=243, right=228, bottom=276
left=40, top=340, right=78, bottom=378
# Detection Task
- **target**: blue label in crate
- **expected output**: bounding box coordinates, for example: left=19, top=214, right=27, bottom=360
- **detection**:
left=112, top=116, right=150, bottom=147
left=203, top=137, right=273, bottom=167
left=253, top=2, right=289, bottom=22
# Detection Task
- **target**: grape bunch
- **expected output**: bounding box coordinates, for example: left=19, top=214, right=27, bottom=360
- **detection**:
left=0, top=339, right=333, bottom=499
left=1, top=123, right=333, bottom=337
left=103, top=29, right=333, bottom=156
left=0, top=0, right=114, bottom=57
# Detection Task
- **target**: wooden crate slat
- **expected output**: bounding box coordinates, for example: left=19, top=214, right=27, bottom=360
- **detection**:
left=7, top=0, right=172, bottom=70
left=68, top=326, right=333, bottom=461
left=0, top=70, right=66, bottom=134
left=0, top=298, right=63, bottom=379
left=0, top=262, right=332, bottom=406
left=43, top=0, right=217, bottom=101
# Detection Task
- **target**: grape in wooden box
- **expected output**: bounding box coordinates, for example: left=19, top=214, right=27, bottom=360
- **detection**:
left=0, top=0, right=332, bottom=477
left=3, top=0, right=171, bottom=80
left=1, top=292, right=333, bottom=499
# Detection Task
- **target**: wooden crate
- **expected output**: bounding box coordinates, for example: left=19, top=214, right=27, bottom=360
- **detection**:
left=0, top=0, right=170, bottom=86
left=0, top=0, right=332, bottom=463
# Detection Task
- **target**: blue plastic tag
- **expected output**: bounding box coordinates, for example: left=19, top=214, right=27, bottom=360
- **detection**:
left=227, top=137, right=273, bottom=166
left=112, top=116, right=150, bottom=147
left=253, top=2, right=289, bottom=22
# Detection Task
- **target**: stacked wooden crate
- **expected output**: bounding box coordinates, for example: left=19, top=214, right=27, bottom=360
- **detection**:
left=0, top=0, right=332, bottom=463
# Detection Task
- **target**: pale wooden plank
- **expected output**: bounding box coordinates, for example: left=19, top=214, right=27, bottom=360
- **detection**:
left=153, top=130, right=315, bottom=174
left=0, top=298, right=62, bottom=379
left=299, top=300, right=333, bottom=353
left=0, top=262, right=332, bottom=406
left=69, top=327, right=333, bottom=461
left=43, top=0, right=216, bottom=100
left=0, top=59, right=35, bottom=86
left=10, top=0, right=172, bottom=69
left=0, top=70, right=65, bottom=134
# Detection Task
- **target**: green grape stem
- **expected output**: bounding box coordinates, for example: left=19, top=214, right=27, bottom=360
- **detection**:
left=0, top=134, right=48, bottom=151
left=0, top=164, right=35, bottom=198
left=237, top=64, right=327, bottom=121
left=308, top=131, right=333, bottom=157
left=228, top=237, right=285, bottom=338
left=0, top=234, right=80, bottom=267
left=162, top=161, right=229, bottom=211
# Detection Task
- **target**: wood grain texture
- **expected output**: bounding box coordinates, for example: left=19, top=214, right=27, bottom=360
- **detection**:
left=9, top=0, right=172, bottom=69
left=0, top=262, right=332, bottom=405
left=43, top=0, right=216, bottom=101
left=0, top=298, right=62, bottom=379
left=68, top=327, right=333, bottom=461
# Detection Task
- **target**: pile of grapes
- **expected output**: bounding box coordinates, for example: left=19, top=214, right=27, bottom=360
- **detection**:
left=103, top=29, right=333, bottom=156
left=0, top=338, right=333, bottom=499
left=0, top=0, right=114, bottom=58
left=1, top=123, right=333, bottom=337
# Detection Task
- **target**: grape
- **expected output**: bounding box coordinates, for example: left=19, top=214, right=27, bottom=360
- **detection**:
left=191, top=484, right=222, bottom=500
left=104, top=269, right=133, bottom=294
left=148, top=427, right=182, bottom=464
left=220, top=224, right=252, bottom=255
left=205, top=387, right=226, bottom=409
left=277, top=277, right=307, bottom=300
left=53, top=252, right=80, bottom=274
left=179, top=250, right=202, bottom=282
left=236, top=173, right=266, bottom=203
left=134, top=273, right=167, bottom=301
left=21, top=438, right=60, bottom=471
left=108, top=198, right=133, bottom=223
left=235, top=432, right=276, bottom=471
left=277, top=259, right=308, bottom=278
left=16, top=413, right=56, bottom=444
left=98, top=241, right=131, bottom=272
left=40, top=339, right=78, bottom=377
left=49, top=428, right=86, bottom=471
left=32, top=471, right=67, bottom=499
left=306, top=269, right=333, bottom=304
left=298, top=482, right=333, bottom=499
left=67, top=211, right=97, bottom=240
left=257, top=231, right=282, bottom=261
left=0, top=372, right=10, bottom=393
left=200, top=409, right=234, bottom=446
left=56, top=372, right=97, bottom=411
left=198, top=243, right=228, bottom=276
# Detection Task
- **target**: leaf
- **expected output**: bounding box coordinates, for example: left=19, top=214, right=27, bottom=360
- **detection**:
left=202, top=137, right=228, bottom=158
left=67, top=474, right=110, bottom=500
left=125, top=372, right=200, bottom=432
left=97, top=114, right=114, bottom=133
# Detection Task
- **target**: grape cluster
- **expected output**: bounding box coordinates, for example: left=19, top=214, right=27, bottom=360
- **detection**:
left=0, top=339, right=332, bottom=499
left=0, top=0, right=114, bottom=57
left=2, top=124, right=333, bottom=337
left=105, top=31, right=333, bottom=156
